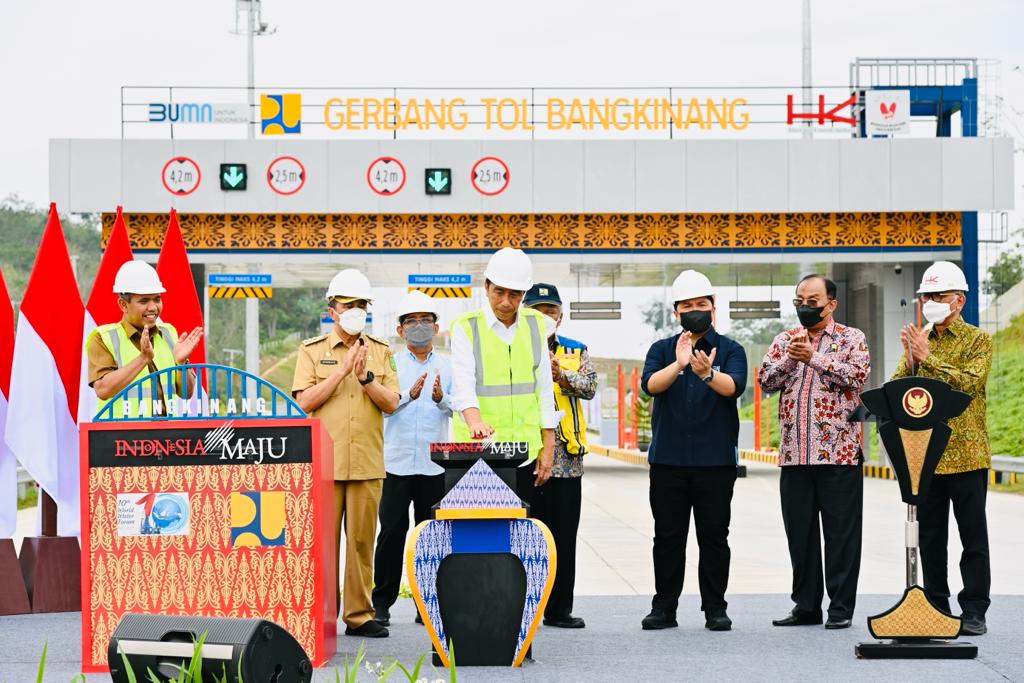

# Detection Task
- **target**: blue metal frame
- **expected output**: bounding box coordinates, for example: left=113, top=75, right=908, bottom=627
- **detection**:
left=92, top=363, right=306, bottom=422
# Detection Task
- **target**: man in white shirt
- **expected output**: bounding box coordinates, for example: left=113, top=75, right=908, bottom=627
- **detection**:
left=449, top=247, right=557, bottom=502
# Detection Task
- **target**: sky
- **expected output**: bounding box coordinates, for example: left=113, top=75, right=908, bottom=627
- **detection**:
left=1, top=0, right=1021, bottom=360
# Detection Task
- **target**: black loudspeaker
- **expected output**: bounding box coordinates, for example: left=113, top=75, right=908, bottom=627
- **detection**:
left=108, top=612, right=313, bottom=683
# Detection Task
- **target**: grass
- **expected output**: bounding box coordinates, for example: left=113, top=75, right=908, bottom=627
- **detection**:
left=988, top=313, right=1024, bottom=457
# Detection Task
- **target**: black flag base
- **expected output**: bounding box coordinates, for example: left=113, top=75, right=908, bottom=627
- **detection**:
left=856, top=641, right=978, bottom=659
left=855, top=586, right=977, bottom=660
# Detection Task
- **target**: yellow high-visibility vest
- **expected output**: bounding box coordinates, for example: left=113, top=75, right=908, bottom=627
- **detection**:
left=86, top=321, right=178, bottom=418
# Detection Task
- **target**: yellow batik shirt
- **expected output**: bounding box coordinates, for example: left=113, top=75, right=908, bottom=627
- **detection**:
left=891, top=317, right=992, bottom=474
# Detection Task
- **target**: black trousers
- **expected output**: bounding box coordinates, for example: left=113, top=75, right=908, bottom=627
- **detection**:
left=918, top=468, right=991, bottom=618
left=649, top=464, right=736, bottom=613
left=371, top=473, right=445, bottom=611
left=780, top=465, right=863, bottom=619
left=531, top=476, right=583, bottom=618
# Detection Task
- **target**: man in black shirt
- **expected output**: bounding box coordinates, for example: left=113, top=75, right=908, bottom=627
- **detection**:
left=640, top=270, right=747, bottom=632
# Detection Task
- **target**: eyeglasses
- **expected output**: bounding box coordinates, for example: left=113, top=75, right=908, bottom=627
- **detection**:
left=918, top=292, right=959, bottom=303
left=792, top=298, right=833, bottom=307
left=401, top=316, right=435, bottom=326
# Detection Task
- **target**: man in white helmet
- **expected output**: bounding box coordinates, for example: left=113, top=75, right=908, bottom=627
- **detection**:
left=640, top=269, right=747, bottom=633
left=292, top=268, right=400, bottom=639
left=372, top=289, right=451, bottom=627
left=86, top=260, right=203, bottom=418
left=449, top=247, right=557, bottom=501
left=892, top=260, right=993, bottom=636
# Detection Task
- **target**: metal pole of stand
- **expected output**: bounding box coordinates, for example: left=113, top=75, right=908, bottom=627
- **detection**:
left=905, top=504, right=919, bottom=587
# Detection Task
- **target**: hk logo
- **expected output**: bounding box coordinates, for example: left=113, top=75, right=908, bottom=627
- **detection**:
left=260, top=93, right=301, bottom=135
left=880, top=101, right=897, bottom=120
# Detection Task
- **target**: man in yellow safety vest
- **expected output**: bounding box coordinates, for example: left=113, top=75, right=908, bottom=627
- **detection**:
left=449, top=248, right=557, bottom=500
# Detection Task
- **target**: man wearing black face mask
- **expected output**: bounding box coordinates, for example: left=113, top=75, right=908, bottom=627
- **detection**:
left=640, top=270, right=747, bottom=633
left=759, top=274, right=870, bottom=631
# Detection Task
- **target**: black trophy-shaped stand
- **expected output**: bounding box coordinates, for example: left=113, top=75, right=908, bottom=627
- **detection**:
left=855, top=376, right=977, bottom=659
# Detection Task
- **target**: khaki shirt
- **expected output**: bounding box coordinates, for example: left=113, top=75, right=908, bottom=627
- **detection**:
left=86, top=319, right=169, bottom=386
left=292, top=330, right=399, bottom=481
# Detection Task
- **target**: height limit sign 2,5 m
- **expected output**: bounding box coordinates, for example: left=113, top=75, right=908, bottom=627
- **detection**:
left=267, top=156, right=306, bottom=195
left=471, top=156, right=509, bottom=196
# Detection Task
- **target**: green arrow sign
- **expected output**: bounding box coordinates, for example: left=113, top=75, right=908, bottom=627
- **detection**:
left=219, top=163, right=247, bottom=191
left=424, top=168, right=451, bottom=195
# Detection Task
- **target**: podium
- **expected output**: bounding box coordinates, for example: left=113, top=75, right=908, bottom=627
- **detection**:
left=405, top=442, right=556, bottom=667
left=78, top=414, right=337, bottom=672
left=855, top=376, right=976, bottom=659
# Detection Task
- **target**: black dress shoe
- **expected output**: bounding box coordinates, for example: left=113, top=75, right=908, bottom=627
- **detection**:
left=959, top=615, right=987, bottom=636
left=414, top=611, right=424, bottom=624
left=772, top=610, right=823, bottom=626
left=704, top=609, right=732, bottom=631
left=825, top=616, right=852, bottom=630
left=345, top=620, right=389, bottom=638
left=374, top=606, right=390, bottom=627
left=641, top=609, right=678, bottom=630
left=544, top=613, right=586, bottom=628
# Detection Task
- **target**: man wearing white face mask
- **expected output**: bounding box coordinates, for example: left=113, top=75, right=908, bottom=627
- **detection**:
left=292, top=268, right=400, bottom=639
left=892, top=260, right=993, bottom=637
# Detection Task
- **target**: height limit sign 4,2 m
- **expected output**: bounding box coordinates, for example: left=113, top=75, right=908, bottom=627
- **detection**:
left=367, top=156, right=407, bottom=195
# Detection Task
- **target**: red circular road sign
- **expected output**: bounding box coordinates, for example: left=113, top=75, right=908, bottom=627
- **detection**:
left=471, top=156, right=510, bottom=196
left=267, top=156, right=306, bottom=195
left=161, top=156, right=201, bottom=195
left=366, top=156, right=407, bottom=196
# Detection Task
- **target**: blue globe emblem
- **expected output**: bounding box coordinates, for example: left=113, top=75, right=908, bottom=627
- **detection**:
left=149, top=495, right=188, bottom=534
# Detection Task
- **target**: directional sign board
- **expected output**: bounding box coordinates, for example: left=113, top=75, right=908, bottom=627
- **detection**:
left=207, top=273, right=273, bottom=298
left=424, top=168, right=452, bottom=195
left=408, top=273, right=471, bottom=298
left=471, top=156, right=510, bottom=196
left=161, top=156, right=201, bottom=195
left=367, top=157, right=406, bottom=195
left=267, top=156, right=306, bottom=195
left=220, top=163, right=247, bottom=191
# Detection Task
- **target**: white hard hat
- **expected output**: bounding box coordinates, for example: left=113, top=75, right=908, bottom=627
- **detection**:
left=112, top=260, right=165, bottom=294
left=483, top=247, right=533, bottom=291
left=325, top=268, right=373, bottom=302
left=397, top=290, right=438, bottom=319
left=670, top=269, right=714, bottom=304
left=917, top=261, right=968, bottom=294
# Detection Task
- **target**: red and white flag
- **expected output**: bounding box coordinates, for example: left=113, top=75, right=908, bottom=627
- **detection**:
left=4, top=204, right=85, bottom=537
left=156, top=209, right=205, bottom=368
left=0, top=266, right=16, bottom=537
left=79, top=205, right=134, bottom=423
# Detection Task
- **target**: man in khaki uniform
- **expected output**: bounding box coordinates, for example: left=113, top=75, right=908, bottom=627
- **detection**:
left=292, top=268, right=399, bottom=638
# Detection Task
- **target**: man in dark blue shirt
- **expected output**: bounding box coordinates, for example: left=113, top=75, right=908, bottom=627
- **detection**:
left=640, top=270, right=747, bottom=633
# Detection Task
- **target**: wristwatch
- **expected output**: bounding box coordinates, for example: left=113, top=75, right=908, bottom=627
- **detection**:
left=702, top=369, right=714, bottom=384
left=358, top=371, right=375, bottom=386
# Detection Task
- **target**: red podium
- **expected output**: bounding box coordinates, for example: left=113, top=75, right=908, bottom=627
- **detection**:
left=78, top=416, right=336, bottom=672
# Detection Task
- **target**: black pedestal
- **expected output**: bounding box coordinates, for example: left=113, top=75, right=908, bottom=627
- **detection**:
left=855, top=640, right=978, bottom=659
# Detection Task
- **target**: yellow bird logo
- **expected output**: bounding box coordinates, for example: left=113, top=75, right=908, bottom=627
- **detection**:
left=902, top=388, right=933, bottom=418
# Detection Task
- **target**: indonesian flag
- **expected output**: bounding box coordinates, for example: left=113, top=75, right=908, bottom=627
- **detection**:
left=4, top=204, right=85, bottom=537
left=0, top=267, right=16, bottom=537
left=156, top=209, right=205, bottom=367
left=78, top=206, right=134, bottom=423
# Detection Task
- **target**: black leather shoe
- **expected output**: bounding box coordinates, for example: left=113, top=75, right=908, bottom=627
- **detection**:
left=345, top=620, right=389, bottom=638
left=704, top=609, right=732, bottom=631
left=414, top=611, right=424, bottom=624
left=825, top=616, right=852, bottom=630
left=641, top=609, right=678, bottom=630
left=960, top=615, right=987, bottom=636
left=544, top=613, right=586, bottom=628
left=772, top=610, right=823, bottom=626
left=374, top=606, right=390, bottom=627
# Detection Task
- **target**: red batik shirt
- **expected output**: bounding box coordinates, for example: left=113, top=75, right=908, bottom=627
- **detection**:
left=758, top=320, right=871, bottom=466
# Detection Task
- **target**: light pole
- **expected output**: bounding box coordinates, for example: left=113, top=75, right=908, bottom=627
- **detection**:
left=801, top=0, right=813, bottom=140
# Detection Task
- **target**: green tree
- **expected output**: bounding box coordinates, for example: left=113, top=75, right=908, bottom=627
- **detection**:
left=984, top=250, right=1023, bottom=296
left=641, top=297, right=675, bottom=338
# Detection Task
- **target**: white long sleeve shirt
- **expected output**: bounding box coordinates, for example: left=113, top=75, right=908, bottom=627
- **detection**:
left=450, top=305, right=558, bottom=430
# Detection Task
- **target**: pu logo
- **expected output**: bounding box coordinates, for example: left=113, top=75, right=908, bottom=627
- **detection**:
left=230, top=490, right=286, bottom=546
left=880, top=101, right=897, bottom=120
left=923, top=275, right=940, bottom=284
left=260, top=93, right=302, bottom=135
